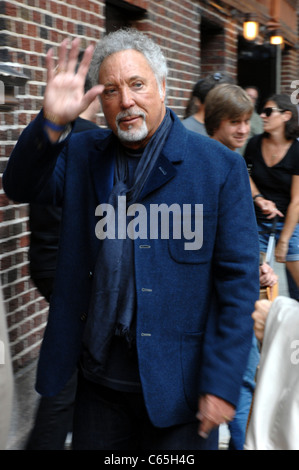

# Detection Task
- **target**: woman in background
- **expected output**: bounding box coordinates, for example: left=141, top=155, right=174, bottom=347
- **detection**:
left=244, top=94, right=299, bottom=288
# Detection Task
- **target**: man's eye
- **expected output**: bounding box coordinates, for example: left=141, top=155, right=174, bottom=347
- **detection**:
left=104, top=88, right=117, bottom=96
left=132, top=82, right=143, bottom=89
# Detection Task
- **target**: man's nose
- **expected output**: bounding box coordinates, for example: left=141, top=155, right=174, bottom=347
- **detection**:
left=238, top=122, right=249, bottom=133
left=120, top=87, right=135, bottom=108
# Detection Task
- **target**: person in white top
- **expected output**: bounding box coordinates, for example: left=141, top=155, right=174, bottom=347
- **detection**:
left=0, top=280, right=13, bottom=450
left=247, top=295, right=299, bottom=450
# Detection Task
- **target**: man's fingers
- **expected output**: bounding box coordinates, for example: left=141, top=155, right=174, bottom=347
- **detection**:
left=196, top=394, right=235, bottom=440
left=46, top=47, right=55, bottom=82
left=196, top=414, right=212, bottom=439
left=44, top=38, right=99, bottom=122
left=198, top=429, right=210, bottom=439
left=46, top=38, right=94, bottom=85
left=57, top=38, right=69, bottom=73
left=81, top=85, right=104, bottom=111
left=77, top=44, right=95, bottom=80
left=67, top=38, right=81, bottom=74
left=46, top=39, right=69, bottom=82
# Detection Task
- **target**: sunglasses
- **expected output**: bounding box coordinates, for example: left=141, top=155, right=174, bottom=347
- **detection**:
left=261, top=107, right=284, bottom=117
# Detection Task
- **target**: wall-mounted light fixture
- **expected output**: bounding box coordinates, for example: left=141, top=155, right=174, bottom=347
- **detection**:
left=270, top=30, right=284, bottom=45
left=243, top=13, right=259, bottom=41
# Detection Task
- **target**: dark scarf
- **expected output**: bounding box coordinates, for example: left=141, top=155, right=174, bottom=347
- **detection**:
left=82, top=108, right=173, bottom=372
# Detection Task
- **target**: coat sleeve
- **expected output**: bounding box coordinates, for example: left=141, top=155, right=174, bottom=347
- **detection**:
left=199, top=153, right=260, bottom=407
left=2, top=110, right=69, bottom=205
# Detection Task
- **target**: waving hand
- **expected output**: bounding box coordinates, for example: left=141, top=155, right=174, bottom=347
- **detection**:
left=43, top=38, right=104, bottom=137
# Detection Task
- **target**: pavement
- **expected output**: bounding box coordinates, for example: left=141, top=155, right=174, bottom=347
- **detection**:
left=6, top=359, right=39, bottom=450
left=5, top=261, right=289, bottom=450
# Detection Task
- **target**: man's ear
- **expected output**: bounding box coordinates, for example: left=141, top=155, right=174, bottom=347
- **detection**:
left=161, top=78, right=166, bottom=102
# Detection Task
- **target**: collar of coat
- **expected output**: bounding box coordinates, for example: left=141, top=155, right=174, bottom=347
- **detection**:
left=89, top=108, right=187, bottom=203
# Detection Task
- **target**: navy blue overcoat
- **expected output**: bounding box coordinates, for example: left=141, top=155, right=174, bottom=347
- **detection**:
left=3, top=109, right=260, bottom=427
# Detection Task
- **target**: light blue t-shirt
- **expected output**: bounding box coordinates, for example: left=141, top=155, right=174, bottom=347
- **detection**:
left=182, top=116, right=208, bottom=136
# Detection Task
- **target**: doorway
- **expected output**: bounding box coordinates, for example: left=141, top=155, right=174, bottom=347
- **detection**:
left=237, top=37, right=276, bottom=111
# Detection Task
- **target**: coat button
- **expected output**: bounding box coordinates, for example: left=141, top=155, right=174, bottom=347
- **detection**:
left=88, top=271, right=93, bottom=279
left=80, top=313, right=87, bottom=321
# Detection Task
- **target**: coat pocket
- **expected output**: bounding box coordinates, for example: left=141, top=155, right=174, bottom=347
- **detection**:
left=168, top=210, right=216, bottom=264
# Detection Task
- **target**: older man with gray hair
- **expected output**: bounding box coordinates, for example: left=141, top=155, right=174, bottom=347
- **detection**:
left=3, top=29, right=259, bottom=450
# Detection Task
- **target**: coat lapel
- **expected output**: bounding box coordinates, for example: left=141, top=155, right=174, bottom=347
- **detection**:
left=139, top=111, right=187, bottom=200
left=88, top=111, right=188, bottom=203
left=139, top=154, right=177, bottom=200
left=89, top=131, right=115, bottom=204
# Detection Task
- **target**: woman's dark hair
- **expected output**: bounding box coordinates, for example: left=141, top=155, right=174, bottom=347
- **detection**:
left=184, top=73, right=234, bottom=118
left=266, top=94, right=299, bottom=140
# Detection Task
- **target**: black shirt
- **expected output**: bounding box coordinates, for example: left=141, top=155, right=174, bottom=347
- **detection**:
left=244, top=134, right=299, bottom=223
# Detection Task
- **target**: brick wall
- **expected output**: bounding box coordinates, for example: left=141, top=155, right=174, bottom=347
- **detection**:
left=0, top=0, right=106, bottom=370
left=0, top=0, right=298, bottom=372
left=281, top=46, right=298, bottom=94
left=146, top=1, right=201, bottom=116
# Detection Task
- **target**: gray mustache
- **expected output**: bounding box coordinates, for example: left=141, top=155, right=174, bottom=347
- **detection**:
left=116, top=109, right=146, bottom=124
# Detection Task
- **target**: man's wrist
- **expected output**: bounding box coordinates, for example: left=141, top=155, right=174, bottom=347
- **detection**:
left=44, top=119, right=67, bottom=132
left=43, top=110, right=69, bottom=131
left=42, top=109, right=72, bottom=142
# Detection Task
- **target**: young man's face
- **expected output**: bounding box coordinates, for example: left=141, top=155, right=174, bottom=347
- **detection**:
left=213, top=113, right=251, bottom=150
left=99, top=49, right=166, bottom=149
left=245, top=87, right=258, bottom=106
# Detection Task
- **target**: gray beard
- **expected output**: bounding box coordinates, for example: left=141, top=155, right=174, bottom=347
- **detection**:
left=117, top=119, right=148, bottom=143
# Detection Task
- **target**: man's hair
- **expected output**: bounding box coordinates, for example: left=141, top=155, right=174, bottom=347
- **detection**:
left=204, top=84, right=254, bottom=136
left=184, top=73, right=234, bottom=118
left=89, top=28, right=168, bottom=98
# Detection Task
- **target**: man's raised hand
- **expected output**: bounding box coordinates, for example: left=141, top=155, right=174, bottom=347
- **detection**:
left=43, top=38, right=103, bottom=130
